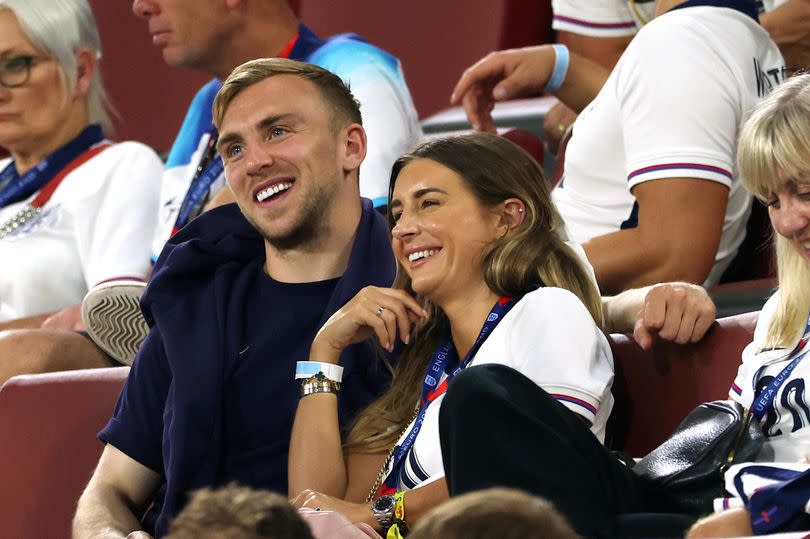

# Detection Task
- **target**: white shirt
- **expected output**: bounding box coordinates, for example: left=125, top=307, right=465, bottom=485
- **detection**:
left=0, top=142, right=162, bottom=321
left=552, top=0, right=785, bottom=37
left=384, top=287, right=614, bottom=491
left=730, top=292, right=810, bottom=463
left=552, top=6, right=785, bottom=287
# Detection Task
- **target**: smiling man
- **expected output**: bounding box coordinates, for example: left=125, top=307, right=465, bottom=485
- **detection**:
left=73, top=59, right=396, bottom=539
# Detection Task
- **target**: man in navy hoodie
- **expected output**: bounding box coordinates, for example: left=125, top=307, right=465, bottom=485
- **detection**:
left=73, top=59, right=395, bottom=539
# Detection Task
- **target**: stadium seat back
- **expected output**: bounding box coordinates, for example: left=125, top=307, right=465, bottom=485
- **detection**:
left=0, top=367, right=129, bottom=538
left=607, top=312, right=758, bottom=456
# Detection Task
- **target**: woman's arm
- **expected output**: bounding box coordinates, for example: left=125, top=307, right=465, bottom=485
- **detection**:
left=291, top=477, right=450, bottom=531
left=287, top=286, right=425, bottom=498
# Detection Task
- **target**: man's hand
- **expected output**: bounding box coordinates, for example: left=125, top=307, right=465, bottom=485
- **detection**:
left=687, top=508, right=752, bottom=538
left=451, top=46, right=556, bottom=132
left=542, top=101, right=578, bottom=155
left=633, top=283, right=716, bottom=350
left=41, top=305, right=85, bottom=331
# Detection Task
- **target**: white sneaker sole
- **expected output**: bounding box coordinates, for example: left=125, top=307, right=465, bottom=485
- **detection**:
left=81, top=281, right=148, bottom=366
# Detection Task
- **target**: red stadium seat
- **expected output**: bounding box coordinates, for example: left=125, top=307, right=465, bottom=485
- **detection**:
left=0, top=367, right=128, bottom=538
left=501, top=128, right=544, bottom=167
left=608, top=312, right=758, bottom=456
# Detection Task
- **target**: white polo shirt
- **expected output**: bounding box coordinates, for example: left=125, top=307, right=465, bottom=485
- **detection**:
left=0, top=142, right=162, bottom=321
left=551, top=6, right=785, bottom=287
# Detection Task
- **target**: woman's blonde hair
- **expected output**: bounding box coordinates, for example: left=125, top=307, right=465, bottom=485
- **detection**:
left=738, top=73, right=810, bottom=348
left=346, top=132, right=603, bottom=452
left=0, top=0, right=113, bottom=133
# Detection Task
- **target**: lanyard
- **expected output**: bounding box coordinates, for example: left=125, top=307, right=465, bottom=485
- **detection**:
left=751, top=318, right=810, bottom=421
left=171, top=128, right=222, bottom=236
left=0, top=124, right=106, bottom=208
left=378, top=295, right=523, bottom=495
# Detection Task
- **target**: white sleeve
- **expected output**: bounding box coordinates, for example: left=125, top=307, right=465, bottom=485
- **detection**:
left=74, top=142, right=163, bottom=287
left=552, top=0, right=639, bottom=37
left=615, top=20, right=739, bottom=189
left=507, top=288, right=613, bottom=425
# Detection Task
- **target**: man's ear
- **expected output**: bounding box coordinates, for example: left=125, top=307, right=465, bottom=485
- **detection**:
left=73, top=49, right=97, bottom=99
left=342, top=123, right=367, bottom=173
left=498, top=198, right=526, bottom=233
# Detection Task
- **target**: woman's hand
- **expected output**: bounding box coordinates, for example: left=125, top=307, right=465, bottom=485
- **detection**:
left=291, top=489, right=376, bottom=528
left=311, top=287, right=427, bottom=363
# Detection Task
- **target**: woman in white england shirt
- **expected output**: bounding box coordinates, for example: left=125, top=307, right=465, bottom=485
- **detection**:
left=285, top=132, right=614, bottom=533
left=0, top=0, right=161, bottom=374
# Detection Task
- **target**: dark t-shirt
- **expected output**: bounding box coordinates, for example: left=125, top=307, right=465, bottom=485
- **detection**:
left=100, top=260, right=385, bottom=533
left=220, top=262, right=338, bottom=487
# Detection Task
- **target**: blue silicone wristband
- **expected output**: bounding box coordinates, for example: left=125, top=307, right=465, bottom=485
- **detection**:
left=544, top=44, right=570, bottom=93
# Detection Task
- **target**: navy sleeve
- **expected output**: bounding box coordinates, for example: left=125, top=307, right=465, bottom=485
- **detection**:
left=99, top=326, right=171, bottom=475
left=749, top=467, right=810, bottom=534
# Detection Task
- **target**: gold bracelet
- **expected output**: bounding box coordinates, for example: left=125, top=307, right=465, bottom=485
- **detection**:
left=300, top=372, right=340, bottom=397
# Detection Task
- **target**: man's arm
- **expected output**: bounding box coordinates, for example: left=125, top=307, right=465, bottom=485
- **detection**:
left=451, top=45, right=611, bottom=133
left=583, top=178, right=729, bottom=295
left=760, top=0, right=810, bottom=71
left=542, top=31, right=632, bottom=154
left=73, top=445, right=161, bottom=539
left=602, top=282, right=716, bottom=350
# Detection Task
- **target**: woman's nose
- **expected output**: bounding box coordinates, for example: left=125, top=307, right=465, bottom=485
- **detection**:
left=771, top=198, right=810, bottom=238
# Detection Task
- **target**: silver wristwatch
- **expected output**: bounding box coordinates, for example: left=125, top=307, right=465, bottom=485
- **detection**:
left=371, top=494, right=395, bottom=530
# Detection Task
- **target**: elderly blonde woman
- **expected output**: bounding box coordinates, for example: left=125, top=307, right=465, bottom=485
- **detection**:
left=0, top=0, right=161, bottom=382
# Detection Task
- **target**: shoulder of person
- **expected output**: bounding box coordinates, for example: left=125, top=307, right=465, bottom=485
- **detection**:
left=516, top=286, right=593, bottom=321
left=90, top=140, right=163, bottom=170
left=311, top=37, right=401, bottom=78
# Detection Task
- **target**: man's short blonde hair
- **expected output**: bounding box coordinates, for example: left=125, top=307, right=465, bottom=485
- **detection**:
left=212, top=57, right=362, bottom=131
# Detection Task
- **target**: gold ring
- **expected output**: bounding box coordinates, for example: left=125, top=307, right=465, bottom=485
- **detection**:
left=556, top=123, right=567, bottom=134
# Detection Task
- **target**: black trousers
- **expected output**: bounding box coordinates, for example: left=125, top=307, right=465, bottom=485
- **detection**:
left=439, top=364, right=694, bottom=539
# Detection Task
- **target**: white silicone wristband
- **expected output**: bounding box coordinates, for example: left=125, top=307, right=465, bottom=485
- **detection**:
left=295, top=361, right=344, bottom=383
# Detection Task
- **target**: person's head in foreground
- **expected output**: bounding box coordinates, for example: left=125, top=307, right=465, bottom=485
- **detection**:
left=0, top=0, right=111, bottom=170
left=738, top=72, right=810, bottom=349
left=166, top=483, right=314, bottom=539
left=212, top=57, right=365, bottom=254
left=346, top=131, right=602, bottom=451
left=408, top=487, right=580, bottom=539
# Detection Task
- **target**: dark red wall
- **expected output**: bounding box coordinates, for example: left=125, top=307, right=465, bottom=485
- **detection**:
left=87, top=1, right=552, bottom=151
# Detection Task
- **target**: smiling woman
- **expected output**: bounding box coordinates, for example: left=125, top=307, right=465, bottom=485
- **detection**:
left=0, top=0, right=161, bottom=372
left=287, top=132, right=611, bottom=534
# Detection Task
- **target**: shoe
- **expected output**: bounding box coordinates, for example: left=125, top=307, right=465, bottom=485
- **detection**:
left=81, top=279, right=148, bottom=366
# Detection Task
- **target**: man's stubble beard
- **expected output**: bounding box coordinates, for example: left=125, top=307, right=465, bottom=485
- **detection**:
left=248, top=177, right=338, bottom=252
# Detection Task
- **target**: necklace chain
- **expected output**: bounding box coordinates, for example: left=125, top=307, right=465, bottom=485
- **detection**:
left=0, top=204, right=41, bottom=239
left=364, top=404, right=420, bottom=503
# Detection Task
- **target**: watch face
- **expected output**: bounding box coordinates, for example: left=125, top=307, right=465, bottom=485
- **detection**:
left=373, top=495, right=394, bottom=512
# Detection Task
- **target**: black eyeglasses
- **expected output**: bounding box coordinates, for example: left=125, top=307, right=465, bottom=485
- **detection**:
left=0, top=55, right=48, bottom=88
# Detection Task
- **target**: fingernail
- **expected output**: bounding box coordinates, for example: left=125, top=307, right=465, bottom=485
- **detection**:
left=493, top=88, right=506, bottom=100
left=404, top=335, right=410, bottom=344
